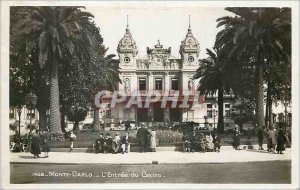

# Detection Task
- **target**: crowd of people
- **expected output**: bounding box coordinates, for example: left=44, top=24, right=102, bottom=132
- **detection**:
left=182, top=131, right=222, bottom=153
left=93, top=124, right=158, bottom=154
left=93, top=132, right=132, bottom=154
left=11, top=129, right=51, bottom=158
left=10, top=123, right=290, bottom=157
left=257, top=126, right=290, bottom=154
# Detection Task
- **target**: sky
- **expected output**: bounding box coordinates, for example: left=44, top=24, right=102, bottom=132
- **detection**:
left=86, top=6, right=232, bottom=59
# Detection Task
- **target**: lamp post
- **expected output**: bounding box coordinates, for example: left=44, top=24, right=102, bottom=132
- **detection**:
left=25, top=92, right=38, bottom=133
left=16, top=105, right=22, bottom=138
left=212, top=107, right=218, bottom=130
left=283, top=101, right=288, bottom=133
left=100, top=110, right=106, bottom=131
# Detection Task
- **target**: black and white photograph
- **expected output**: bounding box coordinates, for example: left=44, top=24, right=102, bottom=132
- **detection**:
left=0, top=0, right=299, bottom=189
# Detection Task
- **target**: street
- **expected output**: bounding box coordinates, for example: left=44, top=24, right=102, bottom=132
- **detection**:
left=10, top=161, right=291, bottom=184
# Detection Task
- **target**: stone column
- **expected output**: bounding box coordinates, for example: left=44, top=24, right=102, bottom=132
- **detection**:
left=148, top=72, right=153, bottom=93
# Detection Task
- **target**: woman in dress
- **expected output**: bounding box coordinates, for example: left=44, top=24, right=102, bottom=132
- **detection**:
left=41, top=130, right=50, bottom=157
left=233, top=125, right=241, bottom=150
left=30, top=130, right=41, bottom=158
left=69, top=131, right=76, bottom=151
left=150, top=128, right=157, bottom=152
left=276, top=128, right=286, bottom=154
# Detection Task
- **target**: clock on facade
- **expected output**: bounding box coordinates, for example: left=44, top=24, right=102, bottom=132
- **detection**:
left=188, top=56, right=194, bottom=62
left=124, top=57, right=131, bottom=63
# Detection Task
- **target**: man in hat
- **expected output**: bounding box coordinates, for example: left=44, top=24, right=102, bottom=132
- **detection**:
left=121, top=132, right=132, bottom=153
left=95, top=133, right=105, bottom=154
left=136, top=124, right=150, bottom=153
left=257, top=126, right=265, bottom=150
left=103, top=133, right=113, bottom=153
left=233, top=125, right=241, bottom=150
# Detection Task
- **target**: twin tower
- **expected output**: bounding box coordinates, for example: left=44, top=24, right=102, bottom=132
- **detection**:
left=116, top=16, right=200, bottom=71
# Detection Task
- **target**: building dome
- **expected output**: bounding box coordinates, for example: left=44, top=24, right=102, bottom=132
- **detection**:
left=179, top=25, right=200, bottom=56
left=117, top=25, right=138, bottom=56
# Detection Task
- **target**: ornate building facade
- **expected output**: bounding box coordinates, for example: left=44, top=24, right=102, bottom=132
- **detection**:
left=99, top=20, right=236, bottom=128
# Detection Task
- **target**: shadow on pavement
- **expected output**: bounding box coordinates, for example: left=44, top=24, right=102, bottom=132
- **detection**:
left=246, top=149, right=276, bottom=154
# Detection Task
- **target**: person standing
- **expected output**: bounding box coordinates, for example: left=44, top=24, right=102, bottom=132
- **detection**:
left=41, top=130, right=50, bottom=157
left=276, top=128, right=286, bottom=154
left=190, top=131, right=197, bottom=152
left=213, top=133, right=221, bottom=153
left=30, top=130, right=41, bottom=158
left=69, top=131, right=76, bottom=152
left=112, top=133, right=121, bottom=154
left=121, top=132, right=131, bottom=153
left=266, top=128, right=276, bottom=153
left=233, top=125, right=241, bottom=150
left=149, top=128, right=157, bottom=152
left=125, top=121, right=131, bottom=131
left=257, top=126, right=264, bottom=150
left=136, top=124, right=150, bottom=153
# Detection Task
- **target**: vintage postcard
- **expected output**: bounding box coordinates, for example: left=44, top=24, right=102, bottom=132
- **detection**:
left=0, top=0, right=299, bottom=189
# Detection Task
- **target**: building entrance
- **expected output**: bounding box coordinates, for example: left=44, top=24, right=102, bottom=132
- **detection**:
left=153, top=103, right=164, bottom=122
left=170, top=108, right=182, bottom=122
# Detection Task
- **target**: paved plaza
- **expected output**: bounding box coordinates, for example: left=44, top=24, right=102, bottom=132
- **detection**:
left=10, top=148, right=291, bottom=165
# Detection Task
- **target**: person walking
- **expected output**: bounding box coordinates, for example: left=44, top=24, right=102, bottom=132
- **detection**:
left=276, top=128, right=286, bottom=154
left=233, top=125, right=241, bottom=150
left=266, top=128, right=276, bottom=153
left=257, top=126, right=264, bottom=150
left=30, top=130, right=41, bottom=158
left=136, top=124, right=150, bottom=153
left=41, top=129, right=50, bottom=157
left=69, top=131, right=76, bottom=152
left=149, top=128, right=157, bottom=152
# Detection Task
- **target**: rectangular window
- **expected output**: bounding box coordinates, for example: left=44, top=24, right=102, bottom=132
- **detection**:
left=139, top=78, right=146, bottom=91
left=26, top=109, right=35, bottom=119
left=90, top=110, right=94, bottom=118
left=9, top=108, right=15, bottom=119
left=225, top=104, right=230, bottom=108
left=106, top=110, right=111, bottom=118
left=171, top=78, right=179, bottom=90
left=207, top=110, right=212, bottom=118
left=207, top=104, right=212, bottom=109
left=225, top=110, right=230, bottom=118
left=155, top=78, right=163, bottom=90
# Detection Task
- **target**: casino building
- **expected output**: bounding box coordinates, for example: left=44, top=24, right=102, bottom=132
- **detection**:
left=98, top=19, right=236, bottom=128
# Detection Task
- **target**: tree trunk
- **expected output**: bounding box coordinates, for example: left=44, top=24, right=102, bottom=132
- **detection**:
left=265, top=80, right=270, bottom=129
left=94, top=108, right=100, bottom=131
left=268, top=95, right=273, bottom=129
left=217, top=88, right=224, bottom=133
left=38, top=109, right=47, bottom=131
left=255, top=63, right=265, bottom=129
left=49, top=56, right=62, bottom=134
left=73, top=120, right=79, bottom=133
left=60, top=107, right=66, bottom=133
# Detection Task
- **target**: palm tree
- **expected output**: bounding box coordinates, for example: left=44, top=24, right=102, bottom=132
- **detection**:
left=215, top=8, right=291, bottom=129
left=193, top=48, right=231, bottom=133
left=12, top=7, right=94, bottom=134
left=92, top=54, right=121, bottom=131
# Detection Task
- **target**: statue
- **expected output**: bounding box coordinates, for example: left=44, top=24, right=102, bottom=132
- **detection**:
left=123, top=78, right=130, bottom=91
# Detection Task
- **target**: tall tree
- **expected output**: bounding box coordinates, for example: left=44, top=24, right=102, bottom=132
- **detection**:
left=215, top=8, right=291, bottom=129
left=193, top=48, right=231, bottom=133
left=11, top=7, right=94, bottom=134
